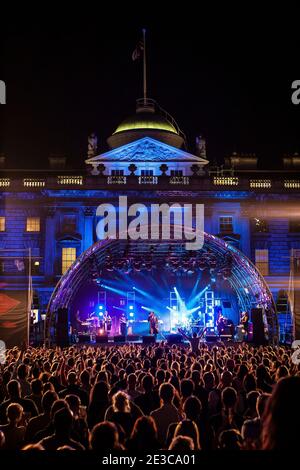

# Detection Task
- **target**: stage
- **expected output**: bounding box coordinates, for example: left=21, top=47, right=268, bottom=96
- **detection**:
left=43, top=231, right=277, bottom=347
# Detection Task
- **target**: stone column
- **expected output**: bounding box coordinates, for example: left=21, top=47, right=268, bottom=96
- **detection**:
left=44, top=208, right=56, bottom=279
left=83, top=207, right=94, bottom=251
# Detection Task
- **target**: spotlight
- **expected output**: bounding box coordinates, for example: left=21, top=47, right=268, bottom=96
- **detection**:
left=129, top=305, right=134, bottom=310
left=129, top=312, right=134, bottom=317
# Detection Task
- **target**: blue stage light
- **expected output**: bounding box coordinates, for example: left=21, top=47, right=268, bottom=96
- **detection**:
left=129, top=312, right=134, bottom=317
left=129, top=305, right=134, bottom=310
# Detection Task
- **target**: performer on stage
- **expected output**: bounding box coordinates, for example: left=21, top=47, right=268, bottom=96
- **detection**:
left=240, top=311, right=249, bottom=339
left=148, top=311, right=159, bottom=337
left=216, top=311, right=226, bottom=335
left=74, top=310, right=82, bottom=333
left=104, top=311, right=112, bottom=334
left=120, top=313, right=127, bottom=336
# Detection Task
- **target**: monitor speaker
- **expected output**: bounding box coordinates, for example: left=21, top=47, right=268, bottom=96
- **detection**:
left=127, top=335, right=140, bottom=342
left=96, top=335, right=108, bottom=343
left=56, top=308, right=69, bottom=347
left=142, top=335, right=156, bottom=344
left=166, top=334, right=183, bottom=344
left=77, top=333, right=90, bottom=343
left=205, top=331, right=217, bottom=342
left=251, top=308, right=265, bottom=344
left=114, top=335, right=126, bottom=343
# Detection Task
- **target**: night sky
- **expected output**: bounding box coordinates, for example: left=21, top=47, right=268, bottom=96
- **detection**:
left=0, top=17, right=299, bottom=169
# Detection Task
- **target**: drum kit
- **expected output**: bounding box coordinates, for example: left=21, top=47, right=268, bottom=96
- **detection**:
left=79, top=316, right=108, bottom=336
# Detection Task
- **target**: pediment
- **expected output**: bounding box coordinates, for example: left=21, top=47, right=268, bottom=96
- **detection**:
left=85, top=137, right=208, bottom=164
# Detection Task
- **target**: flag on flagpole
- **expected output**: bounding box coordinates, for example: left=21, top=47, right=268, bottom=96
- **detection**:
left=132, top=40, right=144, bottom=61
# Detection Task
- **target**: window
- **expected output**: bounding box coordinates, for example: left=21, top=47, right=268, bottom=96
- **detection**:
left=250, top=179, right=271, bottom=188
left=57, top=176, right=83, bottom=185
left=170, top=170, right=183, bottom=177
left=219, top=216, right=233, bottom=234
left=111, top=170, right=124, bottom=176
left=255, top=249, right=269, bottom=275
left=62, top=247, right=76, bottom=274
left=32, top=260, right=41, bottom=275
left=26, top=217, right=40, bottom=232
left=62, top=215, right=77, bottom=233
left=253, top=218, right=268, bottom=233
left=213, top=177, right=239, bottom=186
left=141, top=170, right=154, bottom=176
left=0, top=217, right=5, bottom=231
left=289, top=219, right=300, bottom=233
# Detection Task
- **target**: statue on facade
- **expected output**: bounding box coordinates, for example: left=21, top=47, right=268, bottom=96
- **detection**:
left=88, top=133, right=98, bottom=158
left=196, top=135, right=207, bottom=159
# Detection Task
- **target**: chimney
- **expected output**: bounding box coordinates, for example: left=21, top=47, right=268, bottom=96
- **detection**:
left=195, top=136, right=207, bottom=160
left=224, top=152, right=258, bottom=169
left=282, top=153, right=300, bottom=169
left=0, top=153, right=6, bottom=169
left=48, top=154, right=67, bottom=169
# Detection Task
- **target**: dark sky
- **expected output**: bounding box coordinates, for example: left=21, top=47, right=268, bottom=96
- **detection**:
left=0, top=16, right=299, bottom=169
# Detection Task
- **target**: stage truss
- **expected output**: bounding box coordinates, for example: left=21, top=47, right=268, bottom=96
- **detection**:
left=45, top=229, right=278, bottom=344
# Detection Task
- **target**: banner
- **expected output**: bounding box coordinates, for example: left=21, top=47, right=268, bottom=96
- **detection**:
left=0, top=250, right=31, bottom=348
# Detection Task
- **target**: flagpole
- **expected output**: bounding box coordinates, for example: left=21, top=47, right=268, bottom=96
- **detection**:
left=142, top=28, right=147, bottom=105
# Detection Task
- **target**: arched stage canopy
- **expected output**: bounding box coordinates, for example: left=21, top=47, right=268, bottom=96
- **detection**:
left=46, top=230, right=278, bottom=343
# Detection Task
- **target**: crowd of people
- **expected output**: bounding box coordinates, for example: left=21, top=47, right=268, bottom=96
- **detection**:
left=0, top=340, right=299, bottom=451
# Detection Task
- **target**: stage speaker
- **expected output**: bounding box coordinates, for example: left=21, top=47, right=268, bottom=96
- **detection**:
left=205, top=332, right=217, bottom=342
left=166, top=334, right=183, bottom=344
left=142, top=335, right=156, bottom=344
left=114, top=335, right=126, bottom=343
left=251, top=308, right=265, bottom=344
left=127, top=335, right=140, bottom=342
left=77, top=333, right=90, bottom=343
left=56, top=308, right=69, bottom=347
left=96, top=335, right=108, bottom=343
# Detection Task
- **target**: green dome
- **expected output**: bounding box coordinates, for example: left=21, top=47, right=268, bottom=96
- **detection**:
left=113, top=112, right=178, bottom=135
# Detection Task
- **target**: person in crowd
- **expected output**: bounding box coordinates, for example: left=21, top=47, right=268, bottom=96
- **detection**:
left=126, top=416, right=160, bottom=452
left=150, top=383, right=182, bottom=446
left=0, top=403, right=26, bottom=450
left=210, top=387, right=244, bottom=445
left=25, top=390, right=58, bottom=442
left=168, top=435, right=194, bottom=451
left=134, top=374, right=160, bottom=415
left=59, top=371, right=89, bottom=406
left=25, top=379, right=43, bottom=413
left=89, top=421, right=123, bottom=451
left=104, top=391, right=136, bottom=438
left=242, top=393, right=269, bottom=450
left=21, top=443, right=44, bottom=450
left=0, top=430, right=5, bottom=449
left=262, top=376, right=300, bottom=450
left=65, top=394, right=88, bottom=447
left=88, top=381, right=110, bottom=430
left=126, top=373, right=141, bottom=401
left=16, top=364, right=31, bottom=398
left=33, top=399, right=71, bottom=442
left=173, top=420, right=200, bottom=450
left=38, top=407, right=85, bottom=450
left=218, top=429, right=243, bottom=450
left=0, top=380, right=38, bottom=424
